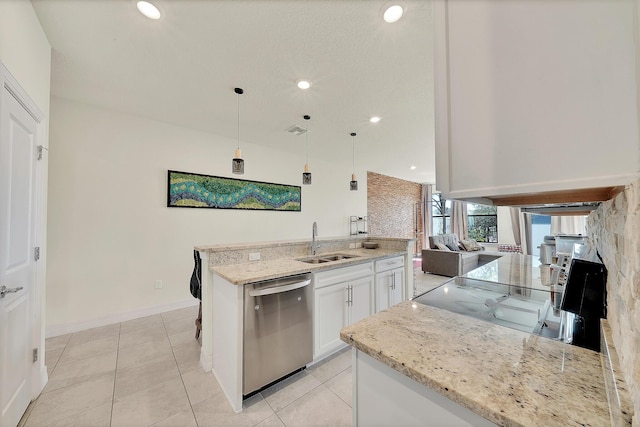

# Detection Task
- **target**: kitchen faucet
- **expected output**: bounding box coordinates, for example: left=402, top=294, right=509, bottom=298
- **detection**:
left=311, top=222, right=319, bottom=255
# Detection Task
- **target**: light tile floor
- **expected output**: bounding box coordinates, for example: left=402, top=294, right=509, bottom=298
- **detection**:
left=18, top=267, right=448, bottom=427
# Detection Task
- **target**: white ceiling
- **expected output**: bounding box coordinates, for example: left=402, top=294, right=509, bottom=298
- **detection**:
left=32, top=0, right=435, bottom=183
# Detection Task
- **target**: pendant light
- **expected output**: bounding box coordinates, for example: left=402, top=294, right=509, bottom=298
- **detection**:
left=302, top=115, right=312, bottom=185
left=232, top=87, right=245, bottom=174
left=350, top=132, right=358, bottom=191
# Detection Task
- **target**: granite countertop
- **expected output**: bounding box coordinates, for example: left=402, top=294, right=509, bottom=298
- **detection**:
left=209, top=248, right=406, bottom=285
left=341, top=301, right=614, bottom=427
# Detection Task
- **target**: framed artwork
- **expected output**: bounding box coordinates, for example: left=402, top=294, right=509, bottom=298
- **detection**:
left=167, top=170, right=301, bottom=211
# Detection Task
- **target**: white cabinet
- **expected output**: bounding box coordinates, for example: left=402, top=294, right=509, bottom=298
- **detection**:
left=434, top=0, right=640, bottom=203
left=375, top=257, right=405, bottom=312
left=313, top=262, right=374, bottom=359
left=352, top=349, right=497, bottom=427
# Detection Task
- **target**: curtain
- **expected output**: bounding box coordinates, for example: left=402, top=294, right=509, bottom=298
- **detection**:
left=521, top=212, right=533, bottom=255
left=510, top=207, right=532, bottom=254
left=421, top=184, right=433, bottom=249
left=551, top=216, right=587, bottom=235
left=451, top=200, right=468, bottom=239
left=510, top=207, right=521, bottom=245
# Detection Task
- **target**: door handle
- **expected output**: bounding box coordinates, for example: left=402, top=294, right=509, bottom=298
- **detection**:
left=248, top=279, right=311, bottom=297
left=0, top=285, right=24, bottom=298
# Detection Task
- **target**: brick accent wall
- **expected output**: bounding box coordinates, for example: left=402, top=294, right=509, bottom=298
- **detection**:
left=367, top=171, right=422, bottom=253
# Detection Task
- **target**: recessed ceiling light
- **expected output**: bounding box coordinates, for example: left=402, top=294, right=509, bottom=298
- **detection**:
left=297, top=80, right=311, bottom=90
left=370, top=116, right=381, bottom=123
left=410, top=165, right=417, bottom=170
left=383, top=4, right=404, bottom=23
left=137, top=1, right=161, bottom=19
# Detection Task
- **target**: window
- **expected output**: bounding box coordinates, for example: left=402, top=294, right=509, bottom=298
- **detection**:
left=431, top=194, right=498, bottom=243
left=431, top=194, right=451, bottom=235
left=467, top=203, right=498, bottom=243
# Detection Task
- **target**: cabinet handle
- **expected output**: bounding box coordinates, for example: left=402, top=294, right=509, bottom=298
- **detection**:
left=349, top=285, right=353, bottom=306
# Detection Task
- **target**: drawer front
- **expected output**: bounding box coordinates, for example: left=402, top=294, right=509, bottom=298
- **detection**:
left=314, top=262, right=374, bottom=289
left=375, top=256, right=404, bottom=273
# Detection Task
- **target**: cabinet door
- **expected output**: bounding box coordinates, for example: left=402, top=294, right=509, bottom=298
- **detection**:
left=434, top=0, right=639, bottom=200
left=390, top=268, right=405, bottom=307
left=375, top=272, right=392, bottom=312
left=314, top=283, right=348, bottom=358
left=349, top=275, right=374, bottom=325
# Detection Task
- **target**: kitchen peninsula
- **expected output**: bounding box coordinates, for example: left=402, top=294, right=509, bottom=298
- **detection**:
left=340, top=254, right=633, bottom=426
left=195, top=236, right=414, bottom=413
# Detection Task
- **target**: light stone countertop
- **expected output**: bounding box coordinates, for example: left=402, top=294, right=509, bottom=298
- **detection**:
left=341, top=301, right=614, bottom=427
left=209, top=248, right=406, bottom=285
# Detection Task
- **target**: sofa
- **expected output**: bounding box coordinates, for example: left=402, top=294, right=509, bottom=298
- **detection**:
left=421, top=234, right=504, bottom=277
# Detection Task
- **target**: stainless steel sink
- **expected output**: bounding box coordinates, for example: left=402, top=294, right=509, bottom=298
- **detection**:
left=299, top=258, right=330, bottom=264
left=297, top=253, right=359, bottom=264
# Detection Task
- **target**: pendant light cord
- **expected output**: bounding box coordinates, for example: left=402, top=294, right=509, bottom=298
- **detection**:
left=352, top=134, right=355, bottom=174
left=237, top=93, right=240, bottom=150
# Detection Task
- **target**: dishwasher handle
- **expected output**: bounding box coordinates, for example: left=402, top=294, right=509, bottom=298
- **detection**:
left=248, top=279, right=311, bottom=297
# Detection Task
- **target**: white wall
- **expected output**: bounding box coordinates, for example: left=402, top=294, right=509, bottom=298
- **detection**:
left=46, top=97, right=367, bottom=332
left=0, top=1, right=51, bottom=117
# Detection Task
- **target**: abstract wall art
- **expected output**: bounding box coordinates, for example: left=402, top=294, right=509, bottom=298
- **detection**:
left=167, top=170, right=301, bottom=211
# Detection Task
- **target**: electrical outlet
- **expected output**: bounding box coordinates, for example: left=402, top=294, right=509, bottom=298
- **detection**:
left=155, top=280, right=163, bottom=289
left=249, top=252, right=261, bottom=261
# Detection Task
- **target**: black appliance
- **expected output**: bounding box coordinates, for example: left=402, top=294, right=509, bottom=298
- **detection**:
left=560, top=259, right=607, bottom=351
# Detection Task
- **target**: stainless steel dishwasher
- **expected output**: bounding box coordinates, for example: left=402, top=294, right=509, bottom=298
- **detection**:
left=243, top=272, right=313, bottom=396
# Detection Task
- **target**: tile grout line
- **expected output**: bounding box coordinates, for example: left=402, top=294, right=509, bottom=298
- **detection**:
left=22, top=333, right=75, bottom=426
left=160, top=311, right=201, bottom=427
left=108, top=322, right=121, bottom=427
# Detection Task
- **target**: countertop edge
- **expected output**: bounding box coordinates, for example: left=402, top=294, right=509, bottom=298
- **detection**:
left=209, top=249, right=407, bottom=285
left=340, top=301, right=613, bottom=427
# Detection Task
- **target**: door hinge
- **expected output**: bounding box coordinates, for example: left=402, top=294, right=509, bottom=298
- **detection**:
left=33, top=348, right=38, bottom=363
left=36, top=145, right=48, bottom=160
left=34, top=247, right=40, bottom=261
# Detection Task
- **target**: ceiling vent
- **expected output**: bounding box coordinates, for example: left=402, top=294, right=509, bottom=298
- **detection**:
left=286, top=125, right=308, bottom=136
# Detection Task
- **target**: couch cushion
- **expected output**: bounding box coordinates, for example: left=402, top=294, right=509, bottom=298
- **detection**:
left=429, top=234, right=460, bottom=250
left=435, top=243, right=450, bottom=251
left=461, top=252, right=480, bottom=274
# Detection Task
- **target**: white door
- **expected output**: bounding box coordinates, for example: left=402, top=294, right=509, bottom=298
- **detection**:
left=390, top=268, right=405, bottom=307
left=375, top=272, right=392, bottom=312
left=349, top=276, right=373, bottom=325
left=313, top=283, right=348, bottom=358
left=0, top=85, right=39, bottom=427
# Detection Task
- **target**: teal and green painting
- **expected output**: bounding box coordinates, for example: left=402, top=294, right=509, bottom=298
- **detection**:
left=167, top=170, right=301, bottom=211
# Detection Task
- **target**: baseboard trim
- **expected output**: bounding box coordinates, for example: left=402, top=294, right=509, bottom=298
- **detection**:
left=45, top=298, right=199, bottom=338
left=200, top=348, right=213, bottom=372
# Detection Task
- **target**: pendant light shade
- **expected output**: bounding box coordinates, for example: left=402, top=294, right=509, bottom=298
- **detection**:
left=232, top=87, right=245, bottom=175
left=350, top=132, right=358, bottom=191
left=302, top=115, right=312, bottom=185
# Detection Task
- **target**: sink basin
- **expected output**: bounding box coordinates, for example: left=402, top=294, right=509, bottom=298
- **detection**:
left=297, top=253, right=359, bottom=264
left=299, top=258, right=330, bottom=264
left=322, top=254, right=356, bottom=261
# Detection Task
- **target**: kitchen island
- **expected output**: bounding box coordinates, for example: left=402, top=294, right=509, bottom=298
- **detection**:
left=195, top=236, right=414, bottom=413
left=340, top=255, right=633, bottom=426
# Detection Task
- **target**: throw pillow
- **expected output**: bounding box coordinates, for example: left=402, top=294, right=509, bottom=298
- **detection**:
left=445, top=243, right=459, bottom=251
left=435, top=243, right=450, bottom=251
left=460, top=239, right=482, bottom=251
